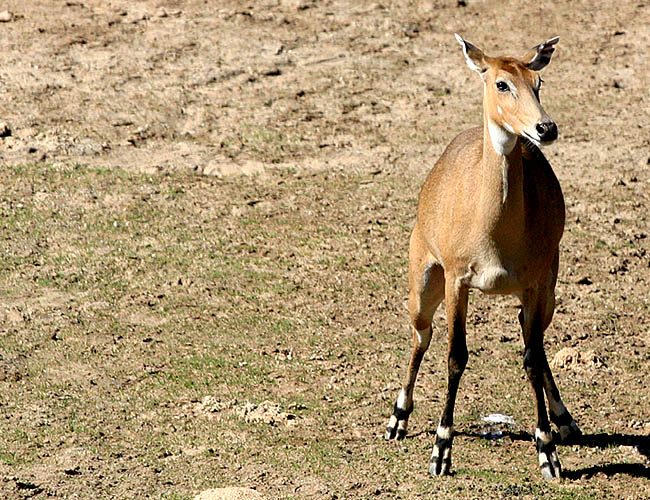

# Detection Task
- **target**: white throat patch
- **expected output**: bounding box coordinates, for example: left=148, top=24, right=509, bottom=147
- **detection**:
left=487, top=119, right=515, bottom=204
left=487, top=119, right=516, bottom=156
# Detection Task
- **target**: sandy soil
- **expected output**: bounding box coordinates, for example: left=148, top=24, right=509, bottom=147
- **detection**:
left=1, top=0, right=645, bottom=178
left=0, top=0, right=649, bottom=499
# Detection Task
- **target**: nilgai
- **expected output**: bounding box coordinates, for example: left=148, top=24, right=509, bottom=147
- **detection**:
left=385, top=35, right=580, bottom=479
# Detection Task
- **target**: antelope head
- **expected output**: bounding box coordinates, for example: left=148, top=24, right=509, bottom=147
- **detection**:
left=455, top=34, right=560, bottom=154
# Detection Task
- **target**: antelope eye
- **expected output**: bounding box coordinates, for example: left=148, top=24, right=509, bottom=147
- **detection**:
left=496, top=81, right=509, bottom=92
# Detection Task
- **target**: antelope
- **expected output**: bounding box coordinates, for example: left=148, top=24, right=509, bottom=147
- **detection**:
left=384, top=35, right=581, bottom=479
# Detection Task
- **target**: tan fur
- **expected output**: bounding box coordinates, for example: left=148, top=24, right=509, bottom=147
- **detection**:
left=387, top=36, right=578, bottom=480
left=411, top=44, right=564, bottom=322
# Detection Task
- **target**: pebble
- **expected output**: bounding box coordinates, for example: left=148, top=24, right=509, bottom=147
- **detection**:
left=0, top=122, right=11, bottom=137
left=194, top=488, right=265, bottom=500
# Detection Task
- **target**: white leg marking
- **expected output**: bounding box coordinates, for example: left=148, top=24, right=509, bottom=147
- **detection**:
left=436, top=424, right=454, bottom=440
left=535, top=428, right=553, bottom=444
left=536, top=428, right=562, bottom=479
left=539, top=451, right=548, bottom=467
left=396, top=388, right=408, bottom=410
left=536, top=428, right=553, bottom=469
left=416, top=327, right=432, bottom=350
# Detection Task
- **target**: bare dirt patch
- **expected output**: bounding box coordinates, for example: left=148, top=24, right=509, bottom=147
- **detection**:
left=0, top=1, right=649, bottom=499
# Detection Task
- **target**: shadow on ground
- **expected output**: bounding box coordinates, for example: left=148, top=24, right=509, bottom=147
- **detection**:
left=458, top=428, right=650, bottom=479
left=563, top=432, right=650, bottom=479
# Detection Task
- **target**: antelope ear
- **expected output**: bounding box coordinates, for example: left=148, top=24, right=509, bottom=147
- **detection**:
left=454, top=33, right=488, bottom=76
left=523, top=36, right=559, bottom=71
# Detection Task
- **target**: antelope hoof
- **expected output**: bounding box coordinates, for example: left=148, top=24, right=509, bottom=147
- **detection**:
left=536, top=430, right=562, bottom=480
left=429, top=426, right=454, bottom=476
left=384, top=403, right=412, bottom=440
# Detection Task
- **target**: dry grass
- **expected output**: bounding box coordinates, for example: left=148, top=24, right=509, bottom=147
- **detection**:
left=0, top=1, right=649, bottom=499
left=0, top=161, right=648, bottom=499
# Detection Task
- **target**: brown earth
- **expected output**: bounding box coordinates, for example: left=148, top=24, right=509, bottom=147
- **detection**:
left=0, top=0, right=649, bottom=499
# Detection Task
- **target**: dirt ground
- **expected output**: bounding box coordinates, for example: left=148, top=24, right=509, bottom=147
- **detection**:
left=0, top=0, right=649, bottom=499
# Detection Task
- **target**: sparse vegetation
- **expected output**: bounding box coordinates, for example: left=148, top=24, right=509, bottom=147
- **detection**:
left=1, top=1, right=649, bottom=499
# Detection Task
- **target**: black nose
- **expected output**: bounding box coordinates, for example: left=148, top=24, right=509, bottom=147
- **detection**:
left=535, top=121, right=558, bottom=142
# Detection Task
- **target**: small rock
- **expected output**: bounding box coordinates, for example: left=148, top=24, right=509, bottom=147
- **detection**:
left=0, top=122, right=11, bottom=137
left=550, top=347, right=605, bottom=370
left=194, top=487, right=265, bottom=500
left=126, top=8, right=150, bottom=24
left=199, top=160, right=265, bottom=178
left=6, top=309, right=23, bottom=323
left=236, top=400, right=285, bottom=425
left=0, top=11, right=14, bottom=22
left=482, top=413, right=515, bottom=425
left=154, top=7, right=183, bottom=18
left=295, top=1, right=315, bottom=11
left=180, top=106, right=206, bottom=137
left=262, top=68, right=281, bottom=77
left=197, top=396, right=236, bottom=413
left=182, top=445, right=207, bottom=457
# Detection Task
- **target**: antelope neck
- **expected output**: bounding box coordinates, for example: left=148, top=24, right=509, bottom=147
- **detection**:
left=480, top=112, right=526, bottom=235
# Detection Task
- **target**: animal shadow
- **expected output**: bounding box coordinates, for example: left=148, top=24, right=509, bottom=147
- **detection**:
left=458, top=427, right=650, bottom=479
left=561, top=432, right=650, bottom=479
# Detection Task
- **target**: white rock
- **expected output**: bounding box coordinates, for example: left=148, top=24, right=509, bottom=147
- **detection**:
left=193, top=487, right=265, bottom=500
left=481, top=413, right=515, bottom=425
